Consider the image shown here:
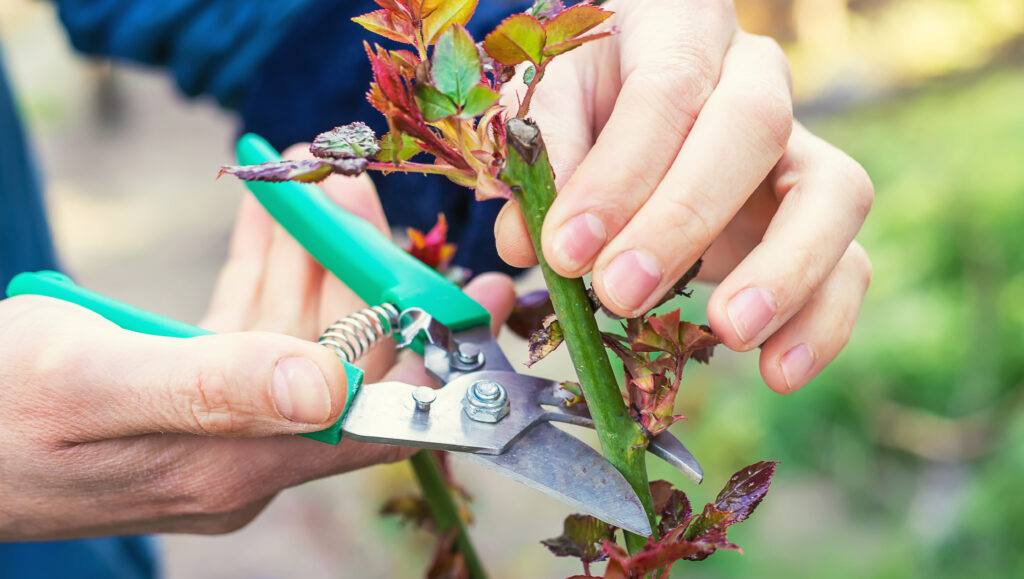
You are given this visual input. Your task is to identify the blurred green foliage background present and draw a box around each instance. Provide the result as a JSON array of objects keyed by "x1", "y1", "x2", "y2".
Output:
[{"x1": 663, "y1": 49, "x2": 1024, "y2": 579}]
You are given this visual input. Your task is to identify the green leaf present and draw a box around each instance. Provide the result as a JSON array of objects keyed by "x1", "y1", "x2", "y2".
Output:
[
  {"x1": 421, "y1": 0, "x2": 478, "y2": 45},
  {"x1": 432, "y1": 24, "x2": 481, "y2": 106},
  {"x1": 414, "y1": 84, "x2": 459, "y2": 121},
  {"x1": 523, "y1": 64, "x2": 536, "y2": 85},
  {"x1": 482, "y1": 14, "x2": 546, "y2": 66},
  {"x1": 540, "y1": 514, "x2": 615, "y2": 564},
  {"x1": 460, "y1": 85, "x2": 499, "y2": 118},
  {"x1": 310, "y1": 122, "x2": 381, "y2": 159},
  {"x1": 376, "y1": 131, "x2": 423, "y2": 162},
  {"x1": 543, "y1": 4, "x2": 611, "y2": 47}
]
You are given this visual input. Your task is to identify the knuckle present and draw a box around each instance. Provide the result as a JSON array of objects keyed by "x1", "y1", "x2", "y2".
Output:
[
  {"x1": 664, "y1": 194, "x2": 713, "y2": 251},
  {"x1": 629, "y1": 51, "x2": 717, "y2": 128},
  {"x1": 732, "y1": 78, "x2": 793, "y2": 155},
  {"x1": 176, "y1": 368, "x2": 238, "y2": 435}
]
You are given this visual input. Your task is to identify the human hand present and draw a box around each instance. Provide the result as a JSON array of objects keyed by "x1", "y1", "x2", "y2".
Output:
[
  {"x1": 494, "y1": 0, "x2": 872, "y2": 393},
  {"x1": 0, "y1": 155, "x2": 515, "y2": 540}
]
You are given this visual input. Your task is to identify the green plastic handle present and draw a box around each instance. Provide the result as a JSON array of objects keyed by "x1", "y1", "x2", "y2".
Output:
[
  {"x1": 5, "y1": 271, "x2": 360, "y2": 445},
  {"x1": 235, "y1": 133, "x2": 490, "y2": 333}
]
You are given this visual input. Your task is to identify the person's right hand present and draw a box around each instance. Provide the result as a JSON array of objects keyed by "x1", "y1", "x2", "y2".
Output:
[{"x1": 0, "y1": 159, "x2": 515, "y2": 541}]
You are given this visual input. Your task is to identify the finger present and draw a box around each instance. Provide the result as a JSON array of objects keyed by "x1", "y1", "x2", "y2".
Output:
[
  {"x1": 707, "y1": 123, "x2": 874, "y2": 350},
  {"x1": 757, "y1": 243, "x2": 872, "y2": 393},
  {"x1": 58, "y1": 323, "x2": 351, "y2": 440},
  {"x1": 200, "y1": 195, "x2": 275, "y2": 332},
  {"x1": 540, "y1": 0, "x2": 736, "y2": 276},
  {"x1": 591, "y1": 33, "x2": 794, "y2": 317},
  {"x1": 251, "y1": 144, "x2": 330, "y2": 338},
  {"x1": 495, "y1": 49, "x2": 596, "y2": 267},
  {"x1": 494, "y1": 202, "x2": 539, "y2": 268}
]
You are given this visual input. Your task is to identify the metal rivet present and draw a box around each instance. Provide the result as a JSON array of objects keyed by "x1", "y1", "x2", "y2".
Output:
[{"x1": 411, "y1": 386, "x2": 437, "y2": 412}]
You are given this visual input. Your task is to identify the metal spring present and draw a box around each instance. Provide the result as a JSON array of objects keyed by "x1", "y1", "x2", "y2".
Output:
[{"x1": 318, "y1": 303, "x2": 400, "y2": 363}]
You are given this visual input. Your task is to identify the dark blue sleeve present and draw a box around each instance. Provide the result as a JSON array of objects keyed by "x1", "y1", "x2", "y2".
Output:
[
  {"x1": 54, "y1": 0, "x2": 317, "y2": 107},
  {"x1": 0, "y1": 43, "x2": 59, "y2": 289},
  {"x1": 240, "y1": 0, "x2": 531, "y2": 277}
]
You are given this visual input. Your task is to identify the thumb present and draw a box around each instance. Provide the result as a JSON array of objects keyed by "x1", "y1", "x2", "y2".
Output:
[{"x1": 67, "y1": 328, "x2": 349, "y2": 441}]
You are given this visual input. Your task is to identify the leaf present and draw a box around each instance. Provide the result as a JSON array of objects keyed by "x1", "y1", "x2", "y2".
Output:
[
  {"x1": 543, "y1": 29, "x2": 617, "y2": 59},
  {"x1": 685, "y1": 461, "x2": 779, "y2": 541},
  {"x1": 650, "y1": 479, "x2": 693, "y2": 537},
  {"x1": 432, "y1": 24, "x2": 481, "y2": 106},
  {"x1": 310, "y1": 122, "x2": 380, "y2": 159},
  {"x1": 527, "y1": 313, "x2": 564, "y2": 367},
  {"x1": 543, "y1": 4, "x2": 611, "y2": 48},
  {"x1": 352, "y1": 9, "x2": 416, "y2": 44},
  {"x1": 380, "y1": 494, "x2": 434, "y2": 529},
  {"x1": 376, "y1": 131, "x2": 423, "y2": 163},
  {"x1": 324, "y1": 157, "x2": 370, "y2": 176},
  {"x1": 523, "y1": 65, "x2": 536, "y2": 85},
  {"x1": 218, "y1": 160, "x2": 335, "y2": 183},
  {"x1": 540, "y1": 514, "x2": 615, "y2": 564},
  {"x1": 506, "y1": 289, "x2": 554, "y2": 339},
  {"x1": 460, "y1": 85, "x2": 500, "y2": 118},
  {"x1": 474, "y1": 170, "x2": 513, "y2": 201},
  {"x1": 406, "y1": 213, "x2": 457, "y2": 271},
  {"x1": 414, "y1": 84, "x2": 459, "y2": 121},
  {"x1": 421, "y1": 0, "x2": 478, "y2": 45},
  {"x1": 482, "y1": 14, "x2": 546, "y2": 66}
]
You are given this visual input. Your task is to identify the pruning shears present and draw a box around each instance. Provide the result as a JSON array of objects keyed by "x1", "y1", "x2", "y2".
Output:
[{"x1": 6, "y1": 134, "x2": 703, "y2": 537}]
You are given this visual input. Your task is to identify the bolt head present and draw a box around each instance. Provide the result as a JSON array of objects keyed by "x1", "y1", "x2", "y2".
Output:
[{"x1": 463, "y1": 380, "x2": 509, "y2": 422}]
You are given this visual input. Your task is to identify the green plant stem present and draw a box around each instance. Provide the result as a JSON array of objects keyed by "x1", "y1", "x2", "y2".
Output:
[
  {"x1": 409, "y1": 450, "x2": 487, "y2": 578},
  {"x1": 502, "y1": 119, "x2": 655, "y2": 553}
]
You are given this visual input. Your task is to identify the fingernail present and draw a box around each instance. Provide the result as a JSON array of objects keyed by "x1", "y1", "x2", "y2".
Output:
[
  {"x1": 552, "y1": 213, "x2": 606, "y2": 272},
  {"x1": 726, "y1": 288, "x2": 775, "y2": 344},
  {"x1": 272, "y1": 357, "x2": 332, "y2": 424},
  {"x1": 780, "y1": 344, "x2": 815, "y2": 391},
  {"x1": 603, "y1": 250, "x2": 662, "y2": 313}
]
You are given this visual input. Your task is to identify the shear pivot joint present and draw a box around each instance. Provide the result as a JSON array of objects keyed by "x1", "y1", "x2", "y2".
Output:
[{"x1": 463, "y1": 380, "x2": 509, "y2": 423}]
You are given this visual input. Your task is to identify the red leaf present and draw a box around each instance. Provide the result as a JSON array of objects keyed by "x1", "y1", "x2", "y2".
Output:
[
  {"x1": 540, "y1": 514, "x2": 616, "y2": 564},
  {"x1": 543, "y1": 4, "x2": 611, "y2": 47},
  {"x1": 474, "y1": 170, "x2": 513, "y2": 201},
  {"x1": 406, "y1": 213, "x2": 457, "y2": 271},
  {"x1": 505, "y1": 289, "x2": 553, "y2": 339},
  {"x1": 352, "y1": 9, "x2": 416, "y2": 44},
  {"x1": 482, "y1": 14, "x2": 546, "y2": 65}
]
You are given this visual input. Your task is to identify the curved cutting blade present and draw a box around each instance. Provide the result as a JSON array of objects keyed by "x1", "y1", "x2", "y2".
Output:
[
  {"x1": 649, "y1": 431, "x2": 703, "y2": 484},
  {"x1": 455, "y1": 422, "x2": 653, "y2": 537}
]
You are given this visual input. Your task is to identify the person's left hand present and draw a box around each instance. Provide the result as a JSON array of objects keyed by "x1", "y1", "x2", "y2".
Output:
[{"x1": 493, "y1": 0, "x2": 872, "y2": 394}]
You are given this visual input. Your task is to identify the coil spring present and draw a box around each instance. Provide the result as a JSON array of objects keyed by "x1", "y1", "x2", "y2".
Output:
[{"x1": 318, "y1": 303, "x2": 400, "y2": 363}]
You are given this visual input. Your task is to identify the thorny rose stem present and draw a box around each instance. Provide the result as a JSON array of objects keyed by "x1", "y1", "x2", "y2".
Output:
[
  {"x1": 502, "y1": 118, "x2": 656, "y2": 553},
  {"x1": 409, "y1": 451, "x2": 485, "y2": 578}
]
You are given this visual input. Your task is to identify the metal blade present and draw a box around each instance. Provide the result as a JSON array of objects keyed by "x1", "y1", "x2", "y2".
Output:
[
  {"x1": 455, "y1": 422, "x2": 653, "y2": 536},
  {"x1": 648, "y1": 431, "x2": 703, "y2": 484}
]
